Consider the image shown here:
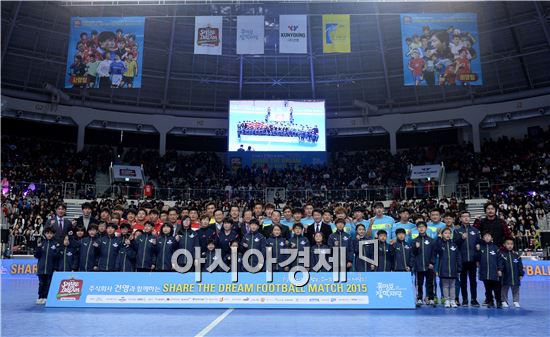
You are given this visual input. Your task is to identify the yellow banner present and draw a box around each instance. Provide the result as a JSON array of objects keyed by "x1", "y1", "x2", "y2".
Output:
[{"x1": 322, "y1": 14, "x2": 351, "y2": 53}]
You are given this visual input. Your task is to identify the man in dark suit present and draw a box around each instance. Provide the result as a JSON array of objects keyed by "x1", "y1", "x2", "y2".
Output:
[
  {"x1": 76, "y1": 202, "x2": 98, "y2": 231},
  {"x1": 262, "y1": 210, "x2": 290, "y2": 240},
  {"x1": 305, "y1": 209, "x2": 333, "y2": 245},
  {"x1": 46, "y1": 202, "x2": 72, "y2": 242}
]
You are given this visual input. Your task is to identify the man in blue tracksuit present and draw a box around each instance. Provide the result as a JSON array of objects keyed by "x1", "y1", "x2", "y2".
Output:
[
  {"x1": 156, "y1": 223, "x2": 178, "y2": 271},
  {"x1": 453, "y1": 210, "x2": 481, "y2": 307},
  {"x1": 240, "y1": 219, "x2": 266, "y2": 270},
  {"x1": 132, "y1": 221, "x2": 157, "y2": 272},
  {"x1": 34, "y1": 227, "x2": 58, "y2": 304},
  {"x1": 500, "y1": 238, "x2": 524, "y2": 308},
  {"x1": 393, "y1": 228, "x2": 413, "y2": 272},
  {"x1": 97, "y1": 223, "x2": 122, "y2": 271},
  {"x1": 76, "y1": 224, "x2": 100, "y2": 271},
  {"x1": 328, "y1": 218, "x2": 353, "y2": 270},
  {"x1": 477, "y1": 231, "x2": 503, "y2": 308},
  {"x1": 369, "y1": 230, "x2": 394, "y2": 272},
  {"x1": 412, "y1": 221, "x2": 436, "y2": 306},
  {"x1": 435, "y1": 227, "x2": 462, "y2": 307},
  {"x1": 116, "y1": 226, "x2": 136, "y2": 272}
]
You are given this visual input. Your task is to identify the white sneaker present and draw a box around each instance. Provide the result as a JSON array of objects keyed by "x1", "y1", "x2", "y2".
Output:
[
  {"x1": 416, "y1": 299, "x2": 423, "y2": 306},
  {"x1": 36, "y1": 299, "x2": 42, "y2": 305},
  {"x1": 513, "y1": 302, "x2": 520, "y2": 308},
  {"x1": 444, "y1": 300, "x2": 450, "y2": 308},
  {"x1": 42, "y1": 299, "x2": 47, "y2": 305},
  {"x1": 450, "y1": 301, "x2": 458, "y2": 308},
  {"x1": 501, "y1": 302, "x2": 509, "y2": 308}
]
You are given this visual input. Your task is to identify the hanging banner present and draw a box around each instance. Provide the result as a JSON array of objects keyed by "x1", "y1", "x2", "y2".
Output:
[
  {"x1": 279, "y1": 15, "x2": 308, "y2": 54},
  {"x1": 194, "y1": 16, "x2": 223, "y2": 55},
  {"x1": 322, "y1": 14, "x2": 351, "y2": 53},
  {"x1": 410, "y1": 165, "x2": 442, "y2": 180},
  {"x1": 237, "y1": 16, "x2": 265, "y2": 55},
  {"x1": 65, "y1": 17, "x2": 145, "y2": 89},
  {"x1": 46, "y1": 272, "x2": 416, "y2": 309},
  {"x1": 400, "y1": 13, "x2": 483, "y2": 86}
]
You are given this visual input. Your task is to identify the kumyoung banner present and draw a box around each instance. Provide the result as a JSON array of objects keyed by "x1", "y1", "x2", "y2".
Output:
[
  {"x1": 237, "y1": 16, "x2": 265, "y2": 55},
  {"x1": 279, "y1": 15, "x2": 307, "y2": 54},
  {"x1": 47, "y1": 272, "x2": 416, "y2": 309},
  {"x1": 400, "y1": 13, "x2": 482, "y2": 86},
  {"x1": 194, "y1": 16, "x2": 223, "y2": 55},
  {"x1": 322, "y1": 14, "x2": 350, "y2": 53},
  {"x1": 65, "y1": 17, "x2": 145, "y2": 89}
]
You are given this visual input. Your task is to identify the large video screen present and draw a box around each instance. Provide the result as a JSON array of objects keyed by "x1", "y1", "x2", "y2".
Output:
[{"x1": 229, "y1": 100, "x2": 326, "y2": 152}]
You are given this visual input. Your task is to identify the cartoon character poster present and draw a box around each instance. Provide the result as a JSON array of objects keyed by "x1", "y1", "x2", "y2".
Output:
[
  {"x1": 401, "y1": 13, "x2": 482, "y2": 86},
  {"x1": 65, "y1": 17, "x2": 145, "y2": 89}
]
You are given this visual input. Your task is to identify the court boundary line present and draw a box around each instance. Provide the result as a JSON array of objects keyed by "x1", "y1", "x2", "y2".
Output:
[{"x1": 194, "y1": 308, "x2": 234, "y2": 337}]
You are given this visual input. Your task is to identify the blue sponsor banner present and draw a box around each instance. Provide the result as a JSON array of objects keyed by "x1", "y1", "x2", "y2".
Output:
[
  {"x1": 228, "y1": 151, "x2": 327, "y2": 170},
  {"x1": 1, "y1": 258, "x2": 38, "y2": 278},
  {"x1": 400, "y1": 13, "x2": 482, "y2": 86},
  {"x1": 47, "y1": 272, "x2": 415, "y2": 309},
  {"x1": 65, "y1": 17, "x2": 145, "y2": 88},
  {"x1": 522, "y1": 260, "x2": 550, "y2": 281}
]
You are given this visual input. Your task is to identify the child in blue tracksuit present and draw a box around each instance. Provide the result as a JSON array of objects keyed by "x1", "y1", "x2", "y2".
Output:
[
  {"x1": 34, "y1": 227, "x2": 58, "y2": 304},
  {"x1": 224, "y1": 240, "x2": 244, "y2": 272},
  {"x1": 156, "y1": 223, "x2": 178, "y2": 271},
  {"x1": 266, "y1": 224, "x2": 288, "y2": 272},
  {"x1": 369, "y1": 230, "x2": 394, "y2": 272},
  {"x1": 435, "y1": 227, "x2": 462, "y2": 308},
  {"x1": 477, "y1": 231, "x2": 503, "y2": 308},
  {"x1": 310, "y1": 232, "x2": 330, "y2": 272},
  {"x1": 500, "y1": 238, "x2": 524, "y2": 308},
  {"x1": 197, "y1": 215, "x2": 216, "y2": 253},
  {"x1": 97, "y1": 223, "x2": 122, "y2": 271},
  {"x1": 218, "y1": 218, "x2": 239, "y2": 257},
  {"x1": 76, "y1": 224, "x2": 100, "y2": 271},
  {"x1": 393, "y1": 228, "x2": 413, "y2": 272},
  {"x1": 56, "y1": 235, "x2": 77, "y2": 272},
  {"x1": 116, "y1": 224, "x2": 136, "y2": 272},
  {"x1": 241, "y1": 219, "x2": 266, "y2": 271},
  {"x1": 288, "y1": 222, "x2": 309, "y2": 268},
  {"x1": 353, "y1": 224, "x2": 370, "y2": 272},
  {"x1": 202, "y1": 239, "x2": 220, "y2": 272},
  {"x1": 133, "y1": 221, "x2": 157, "y2": 272},
  {"x1": 453, "y1": 210, "x2": 481, "y2": 307},
  {"x1": 412, "y1": 221, "x2": 436, "y2": 306},
  {"x1": 328, "y1": 218, "x2": 353, "y2": 270}
]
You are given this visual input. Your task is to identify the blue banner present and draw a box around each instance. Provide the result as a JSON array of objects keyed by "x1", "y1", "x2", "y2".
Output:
[
  {"x1": 65, "y1": 17, "x2": 145, "y2": 89},
  {"x1": 522, "y1": 260, "x2": 550, "y2": 281},
  {"x1": 1, "y1": 258, "x2": 37, "y2": 278},
  {"x1": 400, "y1": 13, "x2": 482, "y2": 86},
  {"x1": 46, "y1": 272, "x2": 415, "y2": 309},
  {"x1": 228, "y1": 151, "x2": 327, "y2": 170}
]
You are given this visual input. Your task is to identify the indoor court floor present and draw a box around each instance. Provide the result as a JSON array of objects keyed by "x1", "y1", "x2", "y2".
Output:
[{"x1": 1, "y1": 277, "x2": 549, "y2": 337}]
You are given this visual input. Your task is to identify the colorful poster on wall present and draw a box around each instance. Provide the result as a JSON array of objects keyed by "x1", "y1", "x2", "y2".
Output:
[
  {"x1": 400, "y1": 13, "x2": 482, "y2": 86},
  {"x1": 322, "y1": 14, "x2": 350, "y2": 53},
  {"x1": 194, "y1": 16, "x2": 223, "y2": 55},
  {"x1": 65, "y1": 17, "x2": 145, "y2": 89}
]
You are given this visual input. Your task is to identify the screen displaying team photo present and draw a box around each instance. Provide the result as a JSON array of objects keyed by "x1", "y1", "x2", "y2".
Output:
[{"x1": 229, "y1": 100, "x2": 326, "y2": 152}]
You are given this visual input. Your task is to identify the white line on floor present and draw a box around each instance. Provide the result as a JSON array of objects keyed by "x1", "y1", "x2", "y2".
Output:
[{"x1": 194, "y1": 308, "x2": 234, "y2": 337}]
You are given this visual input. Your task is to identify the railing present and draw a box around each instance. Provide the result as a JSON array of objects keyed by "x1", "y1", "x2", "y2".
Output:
[{"x1": 3, "y1": 180, "x2": 546, "y2": 203}]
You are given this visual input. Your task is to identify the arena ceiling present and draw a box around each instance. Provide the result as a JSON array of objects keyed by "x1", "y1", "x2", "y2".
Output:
[{"x1": 2, "y1": 1, "x2": 550, "y2": 119}]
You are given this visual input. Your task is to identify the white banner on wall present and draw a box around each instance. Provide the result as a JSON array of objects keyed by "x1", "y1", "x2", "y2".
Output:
[
  {"x1": 279, "y1": 15, "x2": 308, "y2": 54},
  {"x1": 194, "y1": 16, "x2": 223, "y2": 55},
  {"x1": 410, "y1": 165, "x2": 441, "y2": 180},
  {"x1": 236, "y1": 16, "x2": 265, "y2": 55}
]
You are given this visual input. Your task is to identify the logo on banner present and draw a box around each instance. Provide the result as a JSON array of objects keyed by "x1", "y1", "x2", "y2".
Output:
[
  {"x1": 197, "y1": 25, "x2": 220, "y2": 46},
  {"x1": 57, "y1": 278, "x2": 83, "y2": 301},
  {"x1": 240, "y1": 29, "x2": 259, "y2": 41},
  {"x1": 376, "y1": 282, "x2": 404, "y2": 299}
]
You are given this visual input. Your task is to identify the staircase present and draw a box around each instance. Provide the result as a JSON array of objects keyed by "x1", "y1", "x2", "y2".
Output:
[
  {"x1": 95, "y1": 171, "x2": 111, "y2": 198},
  {"x1": 441, "y1": 170, "x2": 459, "y2": 198},
  {"x1": 466, "y1": 199, "x2": 488, "y2": 221}
]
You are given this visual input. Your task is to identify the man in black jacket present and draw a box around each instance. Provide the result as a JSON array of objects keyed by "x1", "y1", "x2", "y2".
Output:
[
  {"x1": 305, "y1": 209, "x2": 333, "y2": 245},
  {"x1": 76, "y1": 202, "x2": 98, "y2": 231}
]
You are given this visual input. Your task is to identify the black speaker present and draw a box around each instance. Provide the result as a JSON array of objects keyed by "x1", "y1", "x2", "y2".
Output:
[{"x1": 540, "y1": 231, "x2": 550, "y2": 248}]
